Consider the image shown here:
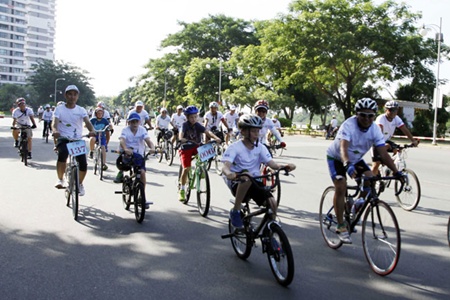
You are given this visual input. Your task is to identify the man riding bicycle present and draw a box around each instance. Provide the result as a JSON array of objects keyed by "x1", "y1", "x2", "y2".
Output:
[
  {"x1": 155, "y1": 107, "x2": 171, "y2": 144},
  {"x1": 253, "y1": 100, "x2": 286, "y2": 152},
  {"x1": 41, "y1": 104, "x2": 53, "y2": 138},
  {"x1": 203, "y1": 101, "x2": 229, "y2": 143},
  {"x1": 11, "y1": 98, "x2": 37, "y2": 159}
]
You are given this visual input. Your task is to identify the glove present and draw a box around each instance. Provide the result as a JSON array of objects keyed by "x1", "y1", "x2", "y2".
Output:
[
  {"x1": 110, "y1": 129, "x2": 114, "y2": 135},
  {"x1": 280, "y1": 142, "x2": 286, "y2": 148},
  {"x1": 31, "y1": 124, "x2": 37, "y2": 129},
  {"x1": 345, "y1": 162, "x2": 356, "y2": 177},
  {"x1": 393, "y1": 171, "x2": 405, "y2": 184}
]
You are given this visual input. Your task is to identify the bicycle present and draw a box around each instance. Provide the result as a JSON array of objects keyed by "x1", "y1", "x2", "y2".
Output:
[
  {"x1": 261, "y1": 164, "x2": 282, "y2": 205},
  {"x1": 319, "y1": 175, "x2": 405, "y2": 276},
  {"x1": 62, "y1": 136, "x2": 88, "y2": 221},
  {"x1": 375, "y1": 143, "x2": 420, "y2": 211},
  {"x1": 43, "y1": 121, "x2": 51, "y2": 143},
  {"x1": 156, "y1": 128, "x2": 174, "y2": 166},
  {"x1": 221, "y1": 167, "x2": 295, "y2": 286},
  {"x1": 177, "y1": 141, "x2": 216, "y2": 217},
  {"x1": 206, "y1": 129, "x2": 225, "y2": 175},
  {"x1": 92, "y1": 126, "x2": 110, "y2": 180},
  {"x1": 266, "y1": 136, "x2": 284, "y2": 157},
  {"x1": 11, "y1": 125, "x2": 31, "y2": 166},
  {"x1": 114, "y1": 150, "x2": 154, "y2": 223}
]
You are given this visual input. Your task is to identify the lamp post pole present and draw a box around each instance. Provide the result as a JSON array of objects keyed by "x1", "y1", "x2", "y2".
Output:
[
  {"x1": 218, "y1": 60, "x2": 223, "y2": 107},
  {"x1": 54, "y1": 78, "x2": 65, "y2": 104},
  {"x1": 432, "y1": 17, "x2": 443, "y2": 145}
]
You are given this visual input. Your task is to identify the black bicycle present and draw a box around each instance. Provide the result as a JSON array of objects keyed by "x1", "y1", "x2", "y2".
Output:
[
  {"x1": 320, "y1": 175, "x2": 405, "y2": 276},
  {"x1": 156, "y1": 128, "x2": 174, "y2": 166},
  {"x1": 92, "y1": 126, "x2": 110, "y2": 180},
  {"x1": 221, "y1": 167, "x2": 295, "y2": 286},
  {"x1": 43, "y1": 121, "x2": 52, "y2": 143},
  {"x1": 11, "y1": 125, "x2": 31, "y2": 166},
  {"x1": 115, "y1": 151, "x2": 154, "y2": 223}
]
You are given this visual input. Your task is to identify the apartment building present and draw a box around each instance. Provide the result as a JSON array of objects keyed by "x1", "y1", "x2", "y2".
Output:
[{"x1": 0, "y1": 0, "x2": 55, "y2": 85}]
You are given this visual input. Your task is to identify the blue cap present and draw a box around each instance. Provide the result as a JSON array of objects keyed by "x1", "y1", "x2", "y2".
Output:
[{"x1": 127, "y1": 112, "x2": 141, "y2": 121}]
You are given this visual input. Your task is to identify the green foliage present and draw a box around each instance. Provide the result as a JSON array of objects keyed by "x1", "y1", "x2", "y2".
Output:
[
  {"x1": 0, "y1": 84, "x2": 34, "y2": 111},
  {"x1": 411, "y1": 112, "x2": 432, "y2": 137},
  {"x1": 278, "y1": 117, "x2": 291, "y2": 127}
]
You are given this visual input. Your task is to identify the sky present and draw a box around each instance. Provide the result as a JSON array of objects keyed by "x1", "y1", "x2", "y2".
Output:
[{"x1": 54, "y1": 0, "x2": 450, "y2": 97}]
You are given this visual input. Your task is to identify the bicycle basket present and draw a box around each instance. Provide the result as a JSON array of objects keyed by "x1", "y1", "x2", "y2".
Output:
[
  {"x1": 164, "y1": 130, "x2": 173, "y2": 140},
  {"x1": 116, "y1": 154, "x2": 132, "y2": 171}
]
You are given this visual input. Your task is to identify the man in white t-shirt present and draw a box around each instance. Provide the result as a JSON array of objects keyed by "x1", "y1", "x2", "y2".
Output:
[
  {"x1": 52, "y1": 85, "x2": 95, "y2": 196},
  {"x1": 41, "y1": 104, "x2": 53, "y2": 138},
  {"x1": 11, "y1": 98, "x2": 37, "y2": 157},
  {"x1": 203, "y1": 101, "x2": 229, "y2": 142},
  {"x1": 371, "y1": 101, "x2": 419, "y2": 175},
  {"x1": 127, "y1": 100, "x2": 153, "y2": 129},
  {"x1": 223, "y1": 105, "x2": 239, "y2": 145},
  {"x1": 170, "y1": 105, "x2": 187, "y2": 144},
  {"x1": 155, "y1": 107, "x2": 171, "y2": 144}
]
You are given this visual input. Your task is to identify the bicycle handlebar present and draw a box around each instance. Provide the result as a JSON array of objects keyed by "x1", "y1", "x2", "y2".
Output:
[
  {"x1": 11, "y1": 125, "x2": 31, "y2": 130},
  {"x1": 234, "y1": 166, "x2": 291, "y2": 191},
  {"x1": 359, "y1": 174, "x2": 406, "y2": 197}
]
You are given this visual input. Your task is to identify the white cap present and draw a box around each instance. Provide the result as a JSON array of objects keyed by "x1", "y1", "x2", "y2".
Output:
[
  {"x1": 230, "y1": 105, "x2": 236, "y2": 110},
  {"x1": 135, "y1": 100, "x2": 144, "y2": 107},
  {"x1": 176, "y1": 105, "x2": 183, "y2": 110},
  {"x1": 65, "y1": 85, "x2": 79, "y2": 94},
  {"x1": 160, "y1": 107, "x2": 167, "y2": 113}
]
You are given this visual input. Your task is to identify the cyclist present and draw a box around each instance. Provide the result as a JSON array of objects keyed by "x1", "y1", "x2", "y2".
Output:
[
  {"x1": 326, "y1": 98, "x2": 403, "y2": 244},
  {"x1": 89, "y1": 107, "x2": 109, "y2": 170},
  {"x1": 222, "y1": 114, "x2": 296, "y2": 228},
  {"x1": 52, "y1": 85, "x2": 95, "y2": 196},
  {"x1": 371, "y1": 100, "x2": 419, "y2": 175},
  {"x1": 223, "y1": 105, "x2": 239, "y2": 145},
  {"x1": 253, "y1": 100, "x2": 285, "y2": 150},
  {"x1": 116, "y1": 113, "x2": 155, "y2": 206},
  {"x1": 37, "y1": 105, "x2": 44, "y2": 121},
  {"x1": 170, "y1": 105, "x2": 187, "y2": 144},
  {"x1": 326, "y1": 115, "x2": 339, "y2": 139},
  {"x1": 97, "y1": 101, "x2": 114, "y2": 149},
  {"x1": 267, "y1": 114, "x2": 284, "y2": 143},
  {"x1": 178, "y1": 105, "x2": 222, "y2": 201},
  {"x1": 41, "y1": 104, "x2": 53, "y2": 138},
  {"x1": 203, "y1": 101, "x2": 229, "y2": 143},
  {"x1": 11, "y1": 98, "x2": 37, "y2": 158},
  {"x1": 155, "y1": 107, "x2": 171, "y2": 144},
  {"x1": 127, "y1": 100, "x2": 153, "y2": 129}
]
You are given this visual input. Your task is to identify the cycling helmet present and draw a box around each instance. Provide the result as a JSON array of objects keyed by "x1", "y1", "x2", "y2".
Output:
[
  {"x1": 127, "y1": 112, "x2": 141, "y2": 121},
  {"x1": 45, "y1": 104, "x2": 51, "y2": 108},
  {"x1": 385, "y1": 100, "x2": 399, "y2": 109},
  {"x1": 184, "y1": 105, "x2": 198, "y2": 116},
  {"x1": 355, "y1": 98, "x2": 378, "y2": 112},
  {"x1": 238, "y1": 114, "x2": 263, "y2": 129},
  {"x1": 97, "y1": 101, "x2": 105, "y2": 108},
  {"x1": 254, "y1": 100, "x2": 269, "y2": 111},
  {"x1": 209, "y1": 101, "x2": 219, "y2": 108},
  {"x1": 16, "y1": 98, "x2": 26, "y2": 105}
]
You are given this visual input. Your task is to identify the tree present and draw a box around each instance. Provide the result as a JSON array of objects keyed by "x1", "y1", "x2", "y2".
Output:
[
  {"x1": 28, "y1": 60, "x2": 96, "y2": 107},
  {"x1": 0, "y1": 84, "x2": 35, "y2": 112}
]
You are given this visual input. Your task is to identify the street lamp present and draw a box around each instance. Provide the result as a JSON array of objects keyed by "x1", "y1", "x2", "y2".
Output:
[
  {"x1": 54, "y1": 77, "x2": 65, "y2": 104},
  {"x1": 421, "y1": 17, "x2": 443, "y2": 145}
]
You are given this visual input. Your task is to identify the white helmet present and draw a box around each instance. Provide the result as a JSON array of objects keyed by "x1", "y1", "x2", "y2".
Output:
[
  {"x1": 355, "y1": 98, "x2": 378, "y2": 112},
  {"x1": 209, "y1": 101, "x2": 219, "y2": 108},
  {"x1": 238, "y1": 114, "x2": 263, "y2": 129}
]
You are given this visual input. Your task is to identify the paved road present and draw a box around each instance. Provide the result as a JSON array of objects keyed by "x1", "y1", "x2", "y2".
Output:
[{"x1": 0, "y1": 117, "x2": 448, "y2": 299}]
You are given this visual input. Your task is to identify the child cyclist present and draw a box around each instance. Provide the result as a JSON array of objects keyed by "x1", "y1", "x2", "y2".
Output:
[
  {"x1": 178, "y1": 105, "x2": 222, "y2": 201},
  {"x1": 222, "y1": 114, "x2": 296, "y2": 228},
  {"x1": 89, "y1": 107, "x2": 109, "y2": 170},
  {"x1": 116, "y1": 113, "x2": 156, "y2": 203}
]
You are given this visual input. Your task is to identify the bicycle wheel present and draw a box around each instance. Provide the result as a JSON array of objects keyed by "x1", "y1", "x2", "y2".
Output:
[
  {"x1": 71, "y1": 166, "x2": 79, "y2": 220},
  {"x1": 228, "y1": 219, "x2": 252, "y2": 259},
  {"x1": 133, "y1": 182, "x2": 146, "y2": 223},
  {"x1": 214, "y1": 144, "x2": 223, "y2": 175},
  {"x1": 122, "y1": 175, "x2": 131, "y2": 210},
  {"x1": 99, "y1": 148, "x2": 104, "y2": 180},
  {"x1": 447, "y1": 216, "x2": 450, "y2": 247},
  {"x1": 93, "y1": 149, "x2": 98, "y2": 175},
  {"x1": 196, "y1": 167, "x2": 210, "y2": 217},
  {"x1": 65, "y1": 166, "x2": 72, "y2": 207},
  {"x1": 185, "y1": 167, "x2": 193, "y2": 204},
  {"x1": 362, "y1": 200, "x2": 400, "y2": 276},
  {"x1": 165, "y1": 141, "x2": 174, "y2": 166},
  {"x1": 319, "y1": 186, "x2": 343, "y2": 249},
  {"x1": 45, "y1": 126, "x2": 49, "y2": 143},
  {"x1": 394, "y1": 168, "x2": 421, "y2": 211},
  {"x1": 265, "y1": 223, "x2": 295, "y2": 286},
  {"x1": 158, "y1": 142, "x2": 164, "y2": 163},
  {"x1": 21, "y1": 140, "x2": 28, "y2": 166}
]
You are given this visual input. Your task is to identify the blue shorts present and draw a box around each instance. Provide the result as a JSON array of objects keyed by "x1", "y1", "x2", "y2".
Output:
[{"x1": 122, "y1": 152, "x2": 146, "y2": 171}]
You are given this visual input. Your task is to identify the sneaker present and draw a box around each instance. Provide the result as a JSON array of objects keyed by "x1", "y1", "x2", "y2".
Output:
[
  {"x1": 113, "y1": 171, "x2": 123, "y2": 183},
  {"x1": 229, "y1": 209, "x2": 243, "y2": 229},
  {"x1": 179, "y1": 189, "x2": 186, "y2": 202},
  {"x1": 144, "y1": 201, "x2": 153, "y2": 209},
  {"x1": 102, "y1": 164, "x2": 108, "y2": 171},
  {"x1": 89, "y1": 151, "x2": 93, "y2": 159},
  {"x1": 14, "y1": 140, "x2": 19, "y2": 148},
  {"x1": 79, "y1": 184, "x2": 85, "y2": 196},
  {"x1": 27, "y1": 152, "x2": 32, "y2": 159},
  {"x1": 336, "y1": 223, "x2": 352, "y2": 244},
  {"x1": 55, "y1": 179, "x2": 65, "y2": 189}
]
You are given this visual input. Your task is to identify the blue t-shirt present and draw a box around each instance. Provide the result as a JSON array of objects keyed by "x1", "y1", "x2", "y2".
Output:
[
  {"x1": 90, "y1": 117, "x2": 109, "y2": 138},
  {"x1": 181, "y1": 121, "x2": 205, "y2": 150}
]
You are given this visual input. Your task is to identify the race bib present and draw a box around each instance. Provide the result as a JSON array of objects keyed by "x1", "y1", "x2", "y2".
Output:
[
  {"x1": 197, "y1": 143, "x2": 216, "y2": 162},
  {"x1": 66, "y1": 140, "x2": 87, "y2": 157}
]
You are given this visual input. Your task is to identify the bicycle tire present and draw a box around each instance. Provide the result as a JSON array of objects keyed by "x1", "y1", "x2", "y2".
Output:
[
  {"x1": 122, "y1": 175, "x2": 131, "y2": 210},
  {"x1": 196, "y1": 167, "x2": 210, "y2": 217},
  {"x1": 266, "y1": 223, "x2": 295, "y2": 286},
  {"x1": 214, "y1": 144, "x2": 223, "y2": 175},
  {"x1": 319, "y1": 186, "x2": 343, "y2": 249},
  {"x1": 71, "y1": 166, "x2": 79, "y2": 220},
  {"x1": 99, "y1": 148, "x2": 104, "y2": 180},
  {"x1": 228, "y1": 219, "x2": 252, "y2": 259},
  {"x1": 447, "y1": 216, "x2": 450, "y2": 247},
  {"x1": 93, "y1": 149, "x2": 98, "y2": 175},
  {"x1": 158, "y1": 142, "x2": 164, "y2": 163},
  {"x1": 362, "y1": 200, "x2": 400, "y2": 276},
  {"x1": 21, "y1": 140, "x2": 28, "y2": 166},
  {"x1": 134, "y1": 182, "x2": 146, "y2": 223},
  {"x1": 65, "y1": 166, "x2": 71, "y2": 207},
  {"x1": 185, "y1": 167, "x2": 192, "y2": 203},
  {"x1": 45, "y1": 126, "x2": 49, "y2": 143},
  {"x1": 394, "y1": 168, "x2": 421, "y2": 211},
  {"x1": 166, "y1": 141, "x2": 174, "y2": 166}
]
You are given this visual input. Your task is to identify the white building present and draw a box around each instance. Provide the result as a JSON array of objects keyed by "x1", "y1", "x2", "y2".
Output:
[{"x1": 0, "y1": 0, "x2": 55, "y2": 85}]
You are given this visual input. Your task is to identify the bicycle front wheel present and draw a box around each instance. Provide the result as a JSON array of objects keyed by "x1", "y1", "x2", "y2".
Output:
[
  {"x1": 134, "y1": 182, "x2": 146, "y2": 223},
  {"x1": 71, "y1": 166, "x2": 79, "y2": 220},
  {"x1": 266, "y1": 223, "x2": 294, "y2": 286},
  {"x1": 394, "y1": 168, "x2": 421, "y2": 211},
  {"x1": 99, "y1": 148, "x2": 104, "y2": 180},
  {"x1": 165, "y1": 141, "x2": 174, "y2": 166},
  {"x1": 214, "y1": 144, "x2": 223, "y2": 175},
  {"x1": 319, "y1": 186, "x2": 343, "y2": 249},
  {"x1": 362, "y1": 200, "x2": 400, "y2": 276},
  {"x1": 158, "y1": 142, "x2": 164, "y2": 163},
  {"x1": 21, "y1": 141, "x2": 28, "y2": 166},
  {"x1": 122, "y1": 176, "x2": 131, "y2": 210},
  {"x1": 196, "y1": 167, "x2": 210, "y2": 217},
  {"x1": 228, "y1": 219, "x2": 252, "y2": 259}
]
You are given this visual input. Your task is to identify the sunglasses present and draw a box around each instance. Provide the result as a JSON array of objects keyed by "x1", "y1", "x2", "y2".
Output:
[
  {"x1": 388, "y1": 108, "x2": 398, "y2": 112},
  {"x1": 357, "y1": 112, "x2": 376, "y2": 119}
]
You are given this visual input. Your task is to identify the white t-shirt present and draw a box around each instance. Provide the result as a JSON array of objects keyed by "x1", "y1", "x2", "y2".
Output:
[
  {"x1": 222, "y1": 140, "x2": 272, "y2": 177},
  {"x1": 171, "y1": 113, "x2": 187, "y2": 129},
  {"x1": 53, "y1": 105, "x2": 88, "y2": 139},
  {"x1": 156, "y1": 114, "x2": 171, "y2": 129},
  {"x1": 272, "y1": 119, "x2": 281, "y2": 129},
  {"x1": 119, "y1": 126, "x2": 149, "y2": 156},
  {"x1": 103, "y1": 109, "x2": 111, "y2": 120},
  {"x1": 375, "y1": 114, "x2": 404, "y2": 141},
  {"x1": 330, "y1": 118, "x2": 338, "y2": 128},
  {"x1": 224, "y1": 111, "x2": 239, "y2": 129},
  {"x1": 259, "y1": 118, "x2": 281, "y2": 144},
  {"x1": 327, "y1": 116, "x2": 385, "y2": 163},
  {"x1": 127, "y1": 109, "x2": 150, "y2": 126},
  {"x1": 204, "y1": 111, "x2": 224, "y2": 130},
  {"x1": 42, "y1": 110, "x2": 53, "y2": 121},
  {"x1": 12, "y1": 107, "x2": 34, "y2": 126}
]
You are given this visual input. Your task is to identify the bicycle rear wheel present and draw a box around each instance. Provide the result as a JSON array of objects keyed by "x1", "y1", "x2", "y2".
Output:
[
  {"x1": 214, "y1": 144, "x2": 224, "y2": 175},
  {"x1": 99, "y1": 148, "x2": 104, "y2": 180},
  {"x1": 319, "y1": 186, "x2": 343, "y2": 249},
  {"x1": 196, "y1": 167, "x2": 210, "y2": 217},
  {"x1": 45, "y1": 126, "x2": 49, "y2": 143},
  {"x1": 158, "y1": 142, "x2": 164, "y2": 163},
  {"x1": 228, "y1": 219, "x2": 252, "y2": 259},
  {"x1": 394, "y1": 168, "x2": 421, "y2": 211},
  {"x1": 362, "y1": 200, "x2": 400, "y2": 276},
  {"x1": 133, "y1": 182, "x2": 146, "y2": 223},
  {"x1": 265, "y1": 223, "x2": 294, "y2": 286},
  {"x1": 71, "y1": 166, "x2": 79, "y2": 220},
  {"x1": 122, "y1": 175, "x2": 131, "y2": 210}
]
